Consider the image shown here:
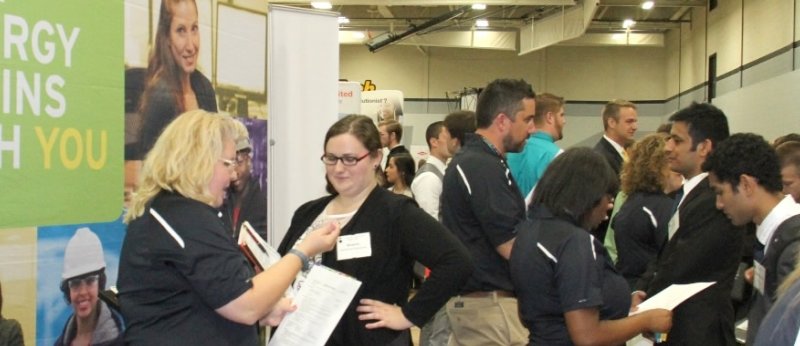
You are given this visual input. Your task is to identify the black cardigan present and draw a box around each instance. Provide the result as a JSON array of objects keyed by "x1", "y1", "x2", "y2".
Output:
[{"x1": 278, "y1": 186, "x2": 472, "y2": 346}]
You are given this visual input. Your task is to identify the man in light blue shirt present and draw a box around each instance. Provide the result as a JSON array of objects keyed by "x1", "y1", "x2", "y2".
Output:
[{"x1": 507, "y1": 93, "x2": 566, "y2": 198}]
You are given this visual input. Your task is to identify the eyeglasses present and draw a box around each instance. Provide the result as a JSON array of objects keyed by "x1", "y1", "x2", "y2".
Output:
[
  {"x1": 67, "y1": 274, "x2": 100, "y2": 289},
  {"x1": 219, "y1": 158, "x2": 238, "y2": 171},
  {"x1": 320, "y1": 152, "x2": 371, "y2": 166}
]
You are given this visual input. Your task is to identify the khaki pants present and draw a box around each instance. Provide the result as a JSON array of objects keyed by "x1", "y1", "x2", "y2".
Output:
[
  {"x1": 420, "y1": 305, "x2": 451, "y2": 346},
  {"x1": 446, "y1": 294, "x2": 528, "y2": 346}
]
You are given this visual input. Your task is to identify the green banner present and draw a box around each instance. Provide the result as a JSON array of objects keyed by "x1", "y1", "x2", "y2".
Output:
[{"x1": 0, "y1": 0, "x2": 123, "y2": 227}]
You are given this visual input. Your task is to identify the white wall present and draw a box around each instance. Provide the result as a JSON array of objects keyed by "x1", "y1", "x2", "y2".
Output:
[
  {"x1": 667, "y1": 0, "x2": 799, "y2": 94},
  {"x1": 742, "y1": 0, "x2": 794, "y2": 65},
  {"x1": 714, "y1": 67, "x2": 800, "y2": 141},
  {"x1": 341, "y1": 44, "x2": 667, "y2": 101}
]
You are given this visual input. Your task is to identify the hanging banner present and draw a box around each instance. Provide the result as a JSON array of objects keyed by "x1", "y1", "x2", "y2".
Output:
[{"x1": 0, "y1": 0, "x2": 124, "y2": 228}]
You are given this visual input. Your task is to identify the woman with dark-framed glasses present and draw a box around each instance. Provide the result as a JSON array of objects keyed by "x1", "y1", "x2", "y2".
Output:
[{"x1": 277, "y1": 114, "x2": 472, "y2": 345}]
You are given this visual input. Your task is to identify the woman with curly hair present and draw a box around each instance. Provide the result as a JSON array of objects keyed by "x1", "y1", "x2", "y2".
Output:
[{"x1": 611, "y1": 133, "x2": 682, "y2": 289}]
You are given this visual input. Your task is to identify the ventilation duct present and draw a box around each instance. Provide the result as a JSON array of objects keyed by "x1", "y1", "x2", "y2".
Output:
[
  {"x1": 365, "y1": 5, "x2": 471, "y2": 52},
  {"x1": 519, "y1": 0, "x2": 598, "y2": 55}
]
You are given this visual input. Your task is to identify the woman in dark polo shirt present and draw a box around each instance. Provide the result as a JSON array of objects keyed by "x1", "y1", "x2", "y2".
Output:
[{"x1": 510, "y1": 147, "x2": 672, "y2": 346}]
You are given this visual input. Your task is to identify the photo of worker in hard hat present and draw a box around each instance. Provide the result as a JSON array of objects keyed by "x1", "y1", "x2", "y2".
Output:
[
  {"x1": 54, "y1": 227, "x2": 124, "y2": 346},
  {"x1": 36, "y1": 216, "x2": 126, "y2": 345}
]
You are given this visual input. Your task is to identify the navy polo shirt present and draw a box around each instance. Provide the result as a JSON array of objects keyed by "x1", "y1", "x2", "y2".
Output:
[{"x1": 441, "y1": 133, "x2": 526, "y2": 293}]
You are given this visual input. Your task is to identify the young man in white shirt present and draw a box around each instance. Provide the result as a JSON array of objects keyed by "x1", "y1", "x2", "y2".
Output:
[
  {"x1": 704, "y1": 133, "x2": 800, "y2": 345},
  {"x1": 412, "y1": 121, "x2": 451, "y2": 220}
]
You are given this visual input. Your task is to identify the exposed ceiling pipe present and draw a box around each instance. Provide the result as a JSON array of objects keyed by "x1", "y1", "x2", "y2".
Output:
[{"x1": 366, "y1": 5, "x2": 471, "y2": 52}]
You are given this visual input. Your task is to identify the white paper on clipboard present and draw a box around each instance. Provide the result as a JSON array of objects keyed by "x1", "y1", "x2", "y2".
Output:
[{"x1": 269, "y1": 265, "x2": 361, "y2": 346}]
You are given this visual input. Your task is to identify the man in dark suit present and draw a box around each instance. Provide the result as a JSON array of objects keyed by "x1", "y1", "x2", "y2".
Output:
[
  {"x1": 594, "y1": 99, "x2": 638, "y2": 240},
  {"x1": 634, "y1": 102, "x2": 743, "y2": 345},
  {"x1": 593, "y1": 99, "x2": 638, "y2": 176}
]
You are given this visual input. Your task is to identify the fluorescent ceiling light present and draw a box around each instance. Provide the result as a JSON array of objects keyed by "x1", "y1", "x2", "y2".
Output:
[
  {"x1": 338, "y1": 16, "x2": 349, "y2": 24},
  {"x1": 311, "y1": 1, "x2": 332, "y2": 9},
  {"x1": 622, "y1": 19, "x2": 636, "y2": 29},
  {"x1": 476, "y1": 19, "x2": 489, "y2": 27},
  {"x1": 472, "y1": 3, "x2": 487, "y2": 10},
  {"x1": 641, "y1": 1, "x2": 654, "y2": 10}
]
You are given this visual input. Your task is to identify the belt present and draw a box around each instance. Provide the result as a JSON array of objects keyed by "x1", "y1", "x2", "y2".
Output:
[{"x1": 462, "y1": 290, "x2": 514, "y2": 298}]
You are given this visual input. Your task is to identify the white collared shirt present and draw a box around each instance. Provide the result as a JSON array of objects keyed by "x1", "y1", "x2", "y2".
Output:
[
  {"x1": 757, "y1": 195, "x2": 800, "y2": 253},
  {"x1": 677, "y1": 172, "x2": 709, "y2": 209},
  {"x1": 411, "y1": 155, "x2": 447, "y2": 220},
  {"x1": 603, "y1": 135, "x2": 626, "y2": 158}
]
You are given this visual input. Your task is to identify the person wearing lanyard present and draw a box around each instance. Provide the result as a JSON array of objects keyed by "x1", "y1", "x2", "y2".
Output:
[
  {"x1": 440, "y1": 78, "x2": 536, "y2": 346},
  {"x1": 704, "y1": 133, "x2": 800, "y2": 345}
]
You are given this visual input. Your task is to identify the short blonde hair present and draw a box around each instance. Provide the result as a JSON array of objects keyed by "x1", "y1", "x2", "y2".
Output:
[
  {"x1": 602, "y1": 99, "x2": 637, "y2": 131},
  {"x1": 125, "y1": 110, "x2": 238, "y2": 222}
]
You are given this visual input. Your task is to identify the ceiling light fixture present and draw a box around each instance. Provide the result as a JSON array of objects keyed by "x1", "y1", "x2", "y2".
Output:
[
  {"x1": 353, "y1": 32, "x2": 365, "y2": 39},
  {"x1": 622, "y1": 19, "x2": 636, "y2": 29},
  {"x1": 338, "y1": 16, "x2": 350, "y2": 24},
  {"x1": 641, "y1": 1, "x2": 654, "y2": 10},
  {"x1": 472, "y1": 4, "x2": 487, "y2": 10},
  {"x1": 476, "y1": 19, "x2": 489, "y2": 27},
  {"x1": 311, "y1": 1, "x2": 332, "y2": 10}
]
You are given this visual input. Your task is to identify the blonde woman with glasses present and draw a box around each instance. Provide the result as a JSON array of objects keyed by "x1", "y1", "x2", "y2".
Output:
[{"x1": 119, "y1": 110, "x2": 339, "y2": 345}]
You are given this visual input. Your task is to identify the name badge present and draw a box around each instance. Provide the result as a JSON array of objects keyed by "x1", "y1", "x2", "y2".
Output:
[
  {"x1": 667, "y1": 211, "x2": 680, "y2": 240},
  {"x1": 753, "y1": 261, "x2": 766, "y2": 295},
  {"x1": 337, "y1": 232, "x2": 372, "y2": 260}
]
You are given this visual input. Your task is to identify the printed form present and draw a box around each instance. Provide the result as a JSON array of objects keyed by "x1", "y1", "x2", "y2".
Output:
[{"x1": 269, "y1": 265, "x2": 362, "y2": 346}]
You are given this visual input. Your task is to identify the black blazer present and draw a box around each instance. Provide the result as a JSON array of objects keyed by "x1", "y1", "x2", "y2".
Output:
[
  {"x1": 277, "y1": 187, "x2": 472, "y2": 346},
  {"x1": 593, "y1": 137, "x2": 624, "y2": 176},
  {"x1": 746, "y1": 214, "x2": 800, "y2": 344},
  {"x1": 637, "y1": 177, "x2": 744, "y2": 345}
]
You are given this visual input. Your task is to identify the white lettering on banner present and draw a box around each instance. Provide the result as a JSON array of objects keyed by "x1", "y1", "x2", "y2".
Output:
[
  {"x1": 0, "y1": 124, "x2": 21, "y2": 169},
  {"x1": 1, "y1": 69, "x2": 66, "y2": 117},
  {"x1": 1, "y1": 14, "x2": 76, "y2": 118},
  {"x1": 3, "y1": 14, "x2": 81, "y2": 67}
]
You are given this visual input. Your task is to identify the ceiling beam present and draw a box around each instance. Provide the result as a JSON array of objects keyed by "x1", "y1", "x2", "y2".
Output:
[
  {"x1": 598, "y1": 0, "x2": 705, "y2": 7},
  {"x1": 595, "y1": 5, "x2": 610, "y2": 20},
  {"x1": 670, "y1": 6, "x2": 691, "y2": 21},
  {"x1": 377, "y1": 5, "x2": 395, "y2": 18},
  {"x1": 267, "y1": 0, "x2": 575, "y2": 5}
]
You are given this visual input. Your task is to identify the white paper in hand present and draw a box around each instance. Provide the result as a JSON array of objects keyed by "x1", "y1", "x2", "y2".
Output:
[
  {"x1": 631, "y1": 282, "x2": 715, "y2": 315},
  {"x1": 269, "y1": 266, "x2": 361, "y2": 346}
]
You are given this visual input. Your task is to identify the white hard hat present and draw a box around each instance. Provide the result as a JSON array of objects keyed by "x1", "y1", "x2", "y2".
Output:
[{"x1": 62, "y1": 227, "x2": 106, "y2": 280}]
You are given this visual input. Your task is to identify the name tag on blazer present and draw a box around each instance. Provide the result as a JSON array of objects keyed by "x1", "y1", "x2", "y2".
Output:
[
  {"x1": 753, "y1": 261, "x2": 766, "y2": 295},
  {"x1": 668, "y1": 210, "x2": 680, "y2": 240},
  {"x1": 337, "y1": 232, "x2": 372, "y2": 260}
]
